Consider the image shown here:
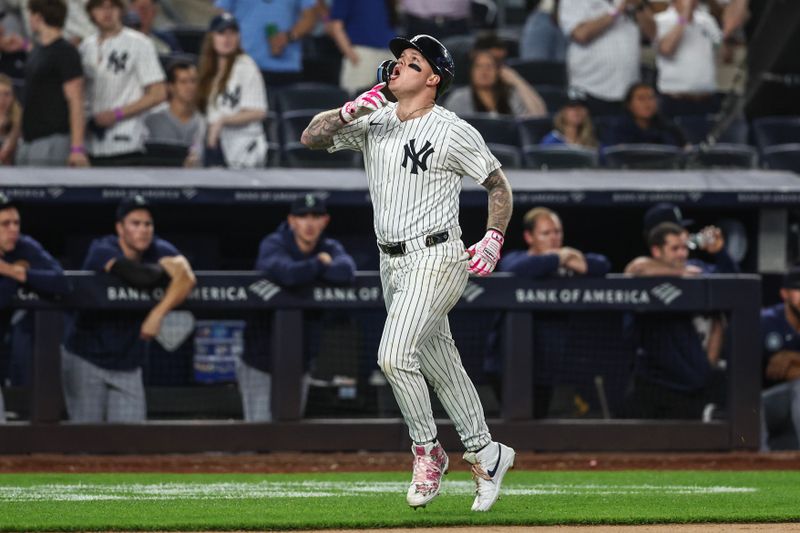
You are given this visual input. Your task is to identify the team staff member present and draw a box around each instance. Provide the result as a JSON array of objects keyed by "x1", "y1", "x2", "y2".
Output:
[
  {"x1": 301, "y1": 35, "x2": 515, "y2": 512},
  {"x1": 760, "y1": 267, "x2": 800, "y2": 451},
  {"x1": 0, "y1": 194, "x2": 69, "y2": 422},
  {"x1": 81, "y1": 0, "x2": 166, "y2": 165},
  {"x1": 240, "y1": 194, "x2": 355, "y2": 422},
  {"x1": 62, "y1": 196, "x2": 195, "y2": 423}
]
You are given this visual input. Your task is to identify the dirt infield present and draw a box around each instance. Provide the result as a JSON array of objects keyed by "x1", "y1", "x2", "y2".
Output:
[{"x1": 2, "y1": 451, "x2": 800, "y2": 473}]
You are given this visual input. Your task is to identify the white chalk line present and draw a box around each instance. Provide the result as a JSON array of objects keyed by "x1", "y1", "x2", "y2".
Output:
[{"x1": 0, "y1": 481, "x2": 757, "y2": 502}]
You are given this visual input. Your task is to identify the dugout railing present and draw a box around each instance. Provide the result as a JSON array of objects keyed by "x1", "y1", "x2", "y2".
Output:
[{"x1": 0, "y1": 272, "x2": 761, "y2": 453}]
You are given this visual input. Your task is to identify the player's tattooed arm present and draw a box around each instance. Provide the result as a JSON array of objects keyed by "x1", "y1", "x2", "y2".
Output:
[
  {"x1": 301, "y1": 109, "x2": 347, "y2": 150},
  {"x1": 482, "y1": 168, "x2": 513, "y2": 235}
]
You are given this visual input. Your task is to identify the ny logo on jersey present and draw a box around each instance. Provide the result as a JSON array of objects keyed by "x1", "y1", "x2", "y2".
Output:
[
  {"x1": 401, "y1": 139, "x2": 435, "y2": 175},
  {"x1": 220, "y1": 86, "x2": 241, "y2": 108},
  {"x1": 107, "y1": 51, "x2": 129, "y2": 73}
]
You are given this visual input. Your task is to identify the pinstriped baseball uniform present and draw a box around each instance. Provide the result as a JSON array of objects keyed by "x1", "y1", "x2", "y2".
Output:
[{"x1": 329, "y1": 103, "x2": 501, "y2": 450}]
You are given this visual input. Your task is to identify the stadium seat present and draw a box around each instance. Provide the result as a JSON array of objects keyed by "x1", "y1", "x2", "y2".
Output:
[
  {"x1": 487, "y1": 143, "x2": 522, "y2": 169},
  {"x1": 441, "y1": 35, "x2": 476, "y2": 86},
  {"x1": 533, "y1": 84, "x2": 569, "y2": 113},
  {"x1": 523, "y1": 145, "x2": 598, "y2": 170},
  {"x1": 752, "y1": 116, "x2": 800, "y2": 150},
  {"x1": 684, "y1": 143, "x2": 758, "y2": 169},
  {"x1": 462, "y1": 114, "x2": 520, "y2": 147},
  {"x1": 603, "y1": 144, "x2": 684, "y2": 170},
  {"x1": 674, "y1": 114, "x2": 748, "y2": 145},
  {"x1": 591, "y1": 115, "x2": 625, "y2": 146},
  {"x1": 171, "y1": 26, "x2": 206, "y2": 55},
  {"x1": 505, "y1": 59, "x2": 567, "y2": 86},
  {"x1": 517, "y1": 117, "x2": 553, "y2": 145},
  {"x1": 283, "y1": 142, "x2": 359, "y2": 168},
  {"x1": 762, "y1": 143, "x2": 800, "y2": 173},
  {"x1": 263, "y1": 115, "x2": 281, "y2": 167},
  {"x1": 275, "y1": 83, "x2": 350, "y2": 114},
  {"x1": 142, "y1": 142, "x2": 189, "y2": 167}
]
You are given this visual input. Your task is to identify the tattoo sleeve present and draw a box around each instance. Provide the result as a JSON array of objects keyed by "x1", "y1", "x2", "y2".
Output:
[
  {"x1": 482, "y1": 168, "x2": 513, "y2": 235},
  {"x1": 300, "y1": 108, "x2": 346, "y2": 150}
]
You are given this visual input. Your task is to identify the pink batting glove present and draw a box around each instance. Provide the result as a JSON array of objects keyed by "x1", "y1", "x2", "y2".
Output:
[
  {"x1": 467, "y1": 229, "x2": 504, "y2": 276},
  {"x1": 339, "y1": 83, "x2": 388, "y2": 123}
]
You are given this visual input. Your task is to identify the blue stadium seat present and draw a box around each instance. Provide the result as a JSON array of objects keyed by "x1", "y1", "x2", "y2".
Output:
[
  {"x1": 263, "y1": 116, "x2": 281, "y2": 167},
  {"x1": 275, "y1": 83, "x2": 350, "y2": 114},
  {"x1": 684, "y1": 143, "x2": 758, "y2": 169},
  {"x1": 591, "y1": 115, "x2": 625, "y2": 145},
  {"x1": 603, "y1": 144, "x2": 684, "y2": 169},
  {"x1": 517, "y1": 117, "x2": 553, "y2": 145},
  {"x1": 462, "y1": 114, "x2": 520, "y2": 147},
  {"x1": 171, "y1": 26, "x2": 206, "y2": 55},
  {"x1": 533, "y1": 84, "x2": 569, "y2": 113},
  {"x1": 762, "y1": 143, "x2": 800, "y2": 173},
  {"x1": 487, "y1": 143, "x2": 522, "y2": 169},
  {"x1": 753, "y1": 116, "x2": 800, "y2": 151},
  {"x1": 674, "y1": 114, "x2": 748, "y2": 145},
  {"x1": 523, "y1": 145, "x2": 598, "y2": 170},
  {"x1": 505, "y1": 59, "x2": 567, "y2": 86},
  {"x1": 283, "y1": 142, "x2": 360, "y2": 168}
]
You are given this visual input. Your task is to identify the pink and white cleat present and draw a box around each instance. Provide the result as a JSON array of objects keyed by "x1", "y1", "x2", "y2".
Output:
[{"x1": 406, "y1": 441, "x2": 449, "y2": 508}]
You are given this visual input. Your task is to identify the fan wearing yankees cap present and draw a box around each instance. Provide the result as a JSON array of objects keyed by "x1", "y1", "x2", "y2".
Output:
[
  {"x1": 61, "y1": 195, "x2": 196, "y2": 422},
  {"x1": 301, "y1": 34, "x2": 515, "y2": 512}
]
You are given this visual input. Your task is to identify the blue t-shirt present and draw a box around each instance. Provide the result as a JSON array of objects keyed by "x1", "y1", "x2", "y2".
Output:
[
  {"x1": 0, "y1": 234, "x2": 69, "y2": 307},
  {"x1": 65, "y1": 235, "x2": 181, "y2": 370},
  {"x1": 329, "y1": 0, "x2": 395, "y2": 49},
  {"x1": 540, "y1": 131, "x2": 566, "y2": 146},
  {"x1": 215, "y1": 0, "x2": 316, "y2": 72},
  {"x1": 499, "y1": 250, "x2": 611, "y2": 278},
  {"x1": 761, "y1": 303, "x2": 800, "y2": 389}
]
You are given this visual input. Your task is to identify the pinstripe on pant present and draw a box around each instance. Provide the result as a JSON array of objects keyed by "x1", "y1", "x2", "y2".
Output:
[{"x1": 378, "y1": 240, "x2": 491, "y2": 451}]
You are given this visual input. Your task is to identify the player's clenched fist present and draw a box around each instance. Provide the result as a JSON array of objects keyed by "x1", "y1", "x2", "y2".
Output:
[
  {"x1": 467, "y1": 229, "x2": 504, "y2": 276},
  {"x1": 339, "y1": 83, "x2": 388, "y2": 123}
]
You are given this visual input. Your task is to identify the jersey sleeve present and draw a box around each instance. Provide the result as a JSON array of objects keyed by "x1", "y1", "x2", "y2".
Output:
[
  {"x1": 558, "y1": 0, "x2": 590, "y2": 37},
  {"x1": 328, "y1": 116, "x2": 369, "y2": 153},
  {"x1": 447, "y1": 119, "x2": 502, "y2": 184},
  {"x1": 58, "y1": 41, "x2": 84, "y2": 83},
  {"x1": 153, "y1": 239, "x2": 181, "y2": 260},
  {"x1": 134, "y1": 35, "x2": 166, "y2": 87},
  {"x1": 238, "y1": 57, "x2": 267, "y2": 111},
  {"x1": 83, "y1": 239, "x2": 122, "y2": 272}
]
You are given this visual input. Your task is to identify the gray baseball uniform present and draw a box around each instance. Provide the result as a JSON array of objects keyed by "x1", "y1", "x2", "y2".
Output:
[{"x1": 329, "y1": 102, "x2": 500, "y2": 450}]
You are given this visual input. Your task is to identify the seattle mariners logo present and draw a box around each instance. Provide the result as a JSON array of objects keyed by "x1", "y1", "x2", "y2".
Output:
[
  {"x1": 107, "y1": 51, "x2": 129, "y2": 73},
  {"x1": 401, "y1": 139, "x2": 435, "y2": 175}
]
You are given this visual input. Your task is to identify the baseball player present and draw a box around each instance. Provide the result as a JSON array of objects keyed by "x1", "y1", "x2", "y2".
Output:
[
  {"x1": 301, "y1": 35, "x2": 515, "y2": 512},
  {"x1": 80, "y1": 0, "x2": 166, "y2": 165}
]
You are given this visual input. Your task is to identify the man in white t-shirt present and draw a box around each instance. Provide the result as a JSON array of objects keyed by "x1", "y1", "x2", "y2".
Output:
[
  {"x1": 80, "y1": 0, "x2": 166, "y2": 165},
  {"x1": 655, "y1": 0, "x2": 722, "y2": 117},
  {"x1": 559, "y1": 0, "x2": 655, "y2": 116}
]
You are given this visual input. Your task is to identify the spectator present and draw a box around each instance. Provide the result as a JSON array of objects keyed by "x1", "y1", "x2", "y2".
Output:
[
  {"x1": 500, "y1": 207, "x2": 610, "y2": 278},
  {"x1": 197, "y1": 13, "x2": 267, "y2": 169},
  {"x1": 214, "y1": 0, "x2": 318, "y2": 90},
  {"x1": 0, "y1": 74, "x2": 21, "y2": 165},
  {"x1": 559, "y1": 0, "x2": 655, "y2": 116},
  {"x1": 144, "y1": 60, "x2": 205, "y2": 167},
  {"x1": 81, "y1": 0, "x2": 167, "y2": 165},
  {"x1": 623, "y1": 221, "x2": 727, "y2": 419},
  {"x1": 609, "y1": 83, "x2": 686, "y2": 147},
  {"x1": 0, "y1": 193, "x2": 69, "y2": 422},
  {"x1": 444, "y1": 49, "x2": 547, "y2": 118},
  {"x1": 655, "y1": 0, "x2": 722, "y2": 116},
  {"x1": 239, "y1": 194, "x2": 355, "y2": 422},
  {"x1": 520, "y1": 0, "x2": 567, "y2": 62},
  {"x1": 16, "y1": 0, "x2": 88, "y2": 167},
  {"x1": 399, "y1": 0, "x2": 471, "y2": 40},
  {"x1": 126, "y1": 0, "x2": 180, "y2": 54},
  {"x1": 540, "y1": 98, "x2": 598, "y2": 148},
  {"x1": 760, "y1": 266, "x2": 800, "y2": 451},
  {"x1": 62, "y1": 195, "x2": 196, "y2": 423},
  {"x1": 325, "y1": 0, "x2": 395, "y2": 94},
  {"x1": 3, "y1": 0, "x2": 95, "y2": 45}
]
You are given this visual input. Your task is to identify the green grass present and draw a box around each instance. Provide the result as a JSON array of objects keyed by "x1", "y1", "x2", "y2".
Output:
[{"x1": 2, "y1": 471, "x2": 800, "y2": 531}]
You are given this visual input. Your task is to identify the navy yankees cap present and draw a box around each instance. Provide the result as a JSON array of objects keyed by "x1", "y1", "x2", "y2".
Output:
[
  {"x1": 0, "y1": 192, "x2": 17, "y2": 212},
  {"x1": 643, "y1": 203, "x2": 693, "y2": 234},
  {"x1": 209, "y1": 12, "x2": 239, "y2": 33},
  {"x1": 782, "y1": 265, "x2": 800, "y2": 290},
  {"x1": 290, "y1": 194, "x2": 327, "y2": 216},
  {"x1": 116, "y1": 195, "x2": 152, "y2": 221}
]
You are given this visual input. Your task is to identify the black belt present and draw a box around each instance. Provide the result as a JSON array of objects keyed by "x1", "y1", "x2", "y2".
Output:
[{"x1": 378, "y1": 230, "x2": 450, "y2": 257}]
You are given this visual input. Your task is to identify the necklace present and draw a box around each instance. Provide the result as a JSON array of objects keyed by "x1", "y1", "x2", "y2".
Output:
[{"x1": 398, "y1": 103, "x2": 434, "y2": 121}]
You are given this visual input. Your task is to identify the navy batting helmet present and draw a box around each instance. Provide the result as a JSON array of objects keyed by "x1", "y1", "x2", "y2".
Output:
[{"x1": 389, "y1": 34, "x2": 455, "y2": 99}]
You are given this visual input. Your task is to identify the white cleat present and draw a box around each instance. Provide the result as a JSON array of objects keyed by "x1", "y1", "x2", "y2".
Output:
[
  {"x1": 406, "y1": 441, "x2": 449, "y2": 508},
  {"x1": 463, "y1": 441, "x2": 515, "y2": 512}
]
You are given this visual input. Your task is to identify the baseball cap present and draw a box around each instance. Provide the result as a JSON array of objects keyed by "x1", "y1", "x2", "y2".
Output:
[
  {"x1": 209, "y1": 12, "x2": 239, "y2": 33},
  {"x1": 782, "y1": 265, "x2": 800, "y2": 290},
  {"x1": 0, "y1": 192, "x2": 17, "y2": 212},
  {"x1": 643, "y1": 203, "x2": 693, "y2": 234},
  {"x1": 290, "y1": 194, "x2": 327, "y2": 216},
  {"x1": 116, "y1": 195, "x2": 152, "y2": 221}
]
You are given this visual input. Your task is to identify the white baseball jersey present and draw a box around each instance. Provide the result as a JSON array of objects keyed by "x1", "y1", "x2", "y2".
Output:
[
  {"x1": 80, "y1": 27, "x2": 165, "y2": 156},
  {"x1": 329, "y1": 103, "x2": 501, "y2": 244},
  {"x1": 206, "y1": 53, "x2": 268, "y2": 169}
]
